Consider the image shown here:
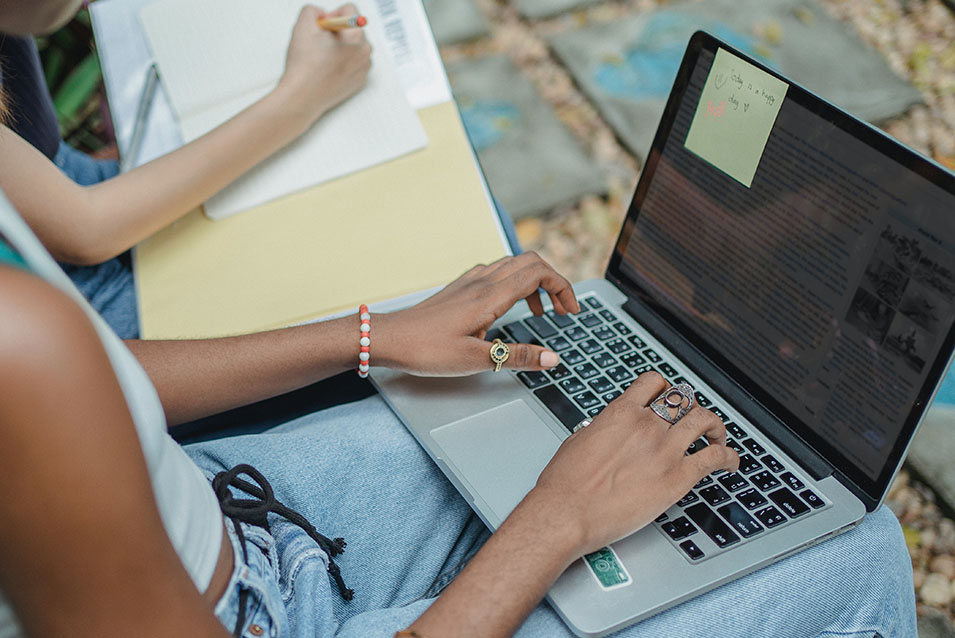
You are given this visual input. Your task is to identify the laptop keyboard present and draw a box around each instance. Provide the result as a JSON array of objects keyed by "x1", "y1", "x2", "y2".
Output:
[{"x1": 492, "y1": 294, "x2": 829, "y2": 564}]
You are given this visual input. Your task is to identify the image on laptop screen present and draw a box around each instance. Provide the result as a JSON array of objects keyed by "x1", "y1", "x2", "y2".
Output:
[{"x1": 616, "y1": 41, "x2": 955, "y2": 496}]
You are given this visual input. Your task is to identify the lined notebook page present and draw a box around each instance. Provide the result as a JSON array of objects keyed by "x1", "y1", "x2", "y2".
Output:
[{"x1": 140, "y1": 0, "x2": 427, "y2": 220}]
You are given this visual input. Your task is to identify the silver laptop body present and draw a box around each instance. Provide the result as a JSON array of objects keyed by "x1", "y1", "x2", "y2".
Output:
[{"x1": 374, "y1": 33, "x2": 955, "y2": 637}]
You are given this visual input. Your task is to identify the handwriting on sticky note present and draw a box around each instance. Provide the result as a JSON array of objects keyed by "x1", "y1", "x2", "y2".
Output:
[{"x1": 684, "y1": 48, "x2": 788, "y2": 187}]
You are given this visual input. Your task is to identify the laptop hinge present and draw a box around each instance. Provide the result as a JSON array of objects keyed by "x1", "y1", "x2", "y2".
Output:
[{"x1": 621, "y1": 297, "x2": 835, "y2": 481}]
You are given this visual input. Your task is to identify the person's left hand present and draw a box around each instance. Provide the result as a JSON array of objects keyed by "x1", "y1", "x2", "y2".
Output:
[{"x1": 375, "y1": 252, "x2": 580, "y2": 376}]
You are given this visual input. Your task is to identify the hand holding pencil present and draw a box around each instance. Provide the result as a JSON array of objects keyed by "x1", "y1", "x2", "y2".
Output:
[
  {"x1": 278, "y1": 4, "x2": 372, "y2": 125},
  {"x1": 318, "y1": 14, "x2": 367, "y2": 31}
]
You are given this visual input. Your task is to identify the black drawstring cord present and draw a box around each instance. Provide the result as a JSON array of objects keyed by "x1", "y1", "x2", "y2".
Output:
[{"x1": 213, "y1": 464, "x2": 354, "y2": 636}]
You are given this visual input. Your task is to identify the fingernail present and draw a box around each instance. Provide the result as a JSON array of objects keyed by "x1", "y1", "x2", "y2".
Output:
[{"x1": 540, "y1": 351, "x2": 559, "y2": 368}]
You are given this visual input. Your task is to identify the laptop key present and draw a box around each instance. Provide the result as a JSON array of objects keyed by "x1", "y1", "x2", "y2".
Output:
[
  {"x1": 517, "y1": 371, "x2": 550, "y2": 389},
  {"x1": 780, "y1": 472, "x2": 805, "y2": 491},
  {"x1": 684, "y1": 503, "x2": 740, "y2": 548},
  {"x1": 546, "y1": 310, "x2": 576, "y2": 329},
  {"x1": 579, "y1": 314, "x2": 602, "y2": 328},
  {"x1": 545, "y1": 336, "x2": 572, "y2": 352},
  {"x1": 679, "y1": 539, "x2": 705, "y2": 560},
  {"x1": 606, "y1": 366, "x2": 633, "y2": 383},
  {"x1": 727, "y1": 423, "x2": 747, "y2": 439},
  {"x1": 599, "y1": 309, "x2": 617, "y2": 323},
  {"x1": 737, "y1": 454, "x2": 763, "y2": 475},
  {"x1": 546, "y1": 364, "x2": 573, "y2": 380},
  {"x1": 761, "y1": 454, "x2": 785, "y2": 473},
  {"x1": 579, "y1": 339, "x2": 603, "y2": 355},
  {"x1": 503, "y1": 321, "x2": 540, "y2": 346},
  {"x1": 559, "y1": 378, "x2": 586, "y2": 395},
  {"x1": 588, "y1": 376, "x2": 615, "y2": 394},
  {"x1": 587, "y1": 406, "x2": 603, "y2": 418},
  {"x1": 574, "y1": 363, "x2": 600, "y2": 379},
  {"x1": 562, "y1": 348, "x2": 586, "y2": 366},
  {"x1": 606, "y1": 338, "x2": 631, "y2": 354},
  {"x1": 635, "y1": 364, "x2": 655, "y2": 375},
  {"x1": 673, "y1": 376, "x2": 688, "y2": 385},
  {"x1": 727, "y1": 440, "x2": 744, "y2": 454},
  {"x1": 620, "y1": 352, "x2": 647, "y2": 368},
  {"x1": 627, "y1": 335, "x2": 647, "y2": 348},
  {"x1": 658, "y1": 362, "x2": 678, "y2": 377},
  {"x1": 709, "y1": 406, "x2": 729, "y2": 422},
  {"x1": 742, "y1": 439, "x2": 766, "y2": 456},
  {"x1": 584, "y1": 297, "x2": 603, "y2": 309},
  {"x1": 573, "y1": 391, "x2": 601, "y2": 409},
  {"x1": 700, "y1": 485, "x2": 731, "y2": 506},
  {"x1": 525, "y1": 316, "x2": 558, "y2": 339},
  {"x1": 486, "y1": 327, "x2": 506, "y2": 343},
  {"x1": 613, "y1": 322, "x2": 633, "y2": 336},
  {"x1": 644, "y1": 348, "x2": 663, "y2": 363},
  {"x1": 533, "y1": 385, "x2": 585, "y2": 432},
  {"x1": 660, "y1": 516, "x2": 697, "y2": 541},
  {"x1": 736, "y1": 488, "x2": 768, "y2": 510},
  {"x1": 565, "y1": 327, "x2": 589, "y2": 342},
  {"x1": 592, "y1": 352, "x2": 617, "y2": 368},
  {"x1": 694, "y1": 475, "x2": 713, "y2": 489},
  {"x1": 717, "y1": 473, "x2": 750, "y2": 493},
  {"x1": 800, "y1": 489, "x2": 825, "y2": 509},
  {"x1": 602, "y1": 390, "x2": 622, "y2": 403},
  {"x1": 717, "y1": 502, "x2": 764, "y2": 538},
  {"x1": 677, "y1": 492, "x2": 699, "y2": 507},
  {"x1": 654, "y1": 512, "x2": 669, "y2": 523},
  {"x1": 593, "y1": 326, "x2": 616, "y2": 341},
  {"x1": 750, "y1": 471, "x2": 781, "y2": 492},
  {"x1": 694, "y1": 392, "x2": 712, "y2": 408},
  {"x1": 687, "y1": 438, "x2": 708, "y2": 455},
  {"x1": 619, "y1": 380, "x2": 633, "y2": 391},
  {"x1": 767, "y1": 487, "x2": 810, "y2": 518},
  {"x1": 754, "y1": 505, "x2": 787, "y2": 528}
]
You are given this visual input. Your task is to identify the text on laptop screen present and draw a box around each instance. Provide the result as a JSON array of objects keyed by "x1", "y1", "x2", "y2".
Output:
[{"x1": 619, "y1": 47, "x2": 955, "y2": 481}]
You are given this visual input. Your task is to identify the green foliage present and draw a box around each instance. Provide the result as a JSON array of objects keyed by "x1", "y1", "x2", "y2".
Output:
[{"x1": 35, "y1": 8, "x2": 113, "y2": 153}]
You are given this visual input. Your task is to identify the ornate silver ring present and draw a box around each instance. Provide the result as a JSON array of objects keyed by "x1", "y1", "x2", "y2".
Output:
[{"x1": 649, "y1": 382, "x2": 694, "y2": 425}]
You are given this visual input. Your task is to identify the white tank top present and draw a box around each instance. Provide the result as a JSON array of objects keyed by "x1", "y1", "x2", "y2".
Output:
[{"x1": 0, "y1": 193, "x2": 223, "y2": 637}]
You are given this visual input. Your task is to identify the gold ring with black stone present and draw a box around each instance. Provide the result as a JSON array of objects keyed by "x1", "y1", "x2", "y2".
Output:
[{"x1": 489, "y1": 338, "x2": 510, "y2": 372}]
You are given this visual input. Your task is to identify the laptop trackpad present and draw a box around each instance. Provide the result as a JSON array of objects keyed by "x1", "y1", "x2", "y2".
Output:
[{"x1": 431, "y1": 400, "x2": 563, "y2": 525}]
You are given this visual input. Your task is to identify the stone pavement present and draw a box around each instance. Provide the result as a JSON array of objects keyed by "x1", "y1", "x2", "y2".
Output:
[
  {"x1": 548, "y1": 0, "x2": 921, "y2": 158},
  {"x1": 447, "y1": 55, "x2": 605, "y2": 218}
]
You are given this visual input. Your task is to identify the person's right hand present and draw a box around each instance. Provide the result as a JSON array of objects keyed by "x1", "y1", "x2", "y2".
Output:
[
  {"x1": 528, "y1": 371, "x2": 739, "y2": 557},
  {"x1": 278, "y1": 4, "x2": 372, "y2": 127}
]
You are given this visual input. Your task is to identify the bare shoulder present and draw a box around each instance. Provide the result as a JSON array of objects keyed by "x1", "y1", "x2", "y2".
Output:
[{"x1": 0, "y1": 265, "x2": 96, "y2": 365}]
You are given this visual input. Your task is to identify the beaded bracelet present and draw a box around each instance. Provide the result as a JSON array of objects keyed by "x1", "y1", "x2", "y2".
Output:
[{"x1": 357, "y1": 304, "x2": 371, "y2": 378}]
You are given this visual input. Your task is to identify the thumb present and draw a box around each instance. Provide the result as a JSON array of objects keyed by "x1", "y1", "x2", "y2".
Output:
[{"x1": 489, "y1": 340, "x2": 560, "y2": 371}]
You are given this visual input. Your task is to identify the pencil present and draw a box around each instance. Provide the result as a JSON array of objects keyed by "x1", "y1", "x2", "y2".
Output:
[{"x1": 318, "y1": 15, "x2": 367, "y2": 31}]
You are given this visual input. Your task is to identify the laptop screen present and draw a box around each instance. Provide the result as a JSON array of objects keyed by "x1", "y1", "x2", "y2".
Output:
[{"x1": 609, "y1": 33, "x2": 955, "y2": 502}]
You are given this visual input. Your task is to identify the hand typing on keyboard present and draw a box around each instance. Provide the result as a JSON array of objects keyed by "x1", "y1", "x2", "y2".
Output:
[
  {"x1": 373, "y1": 252, "x2": 581, "y2": 376},
  {"x1": 526, "y1": 371, "x2": 740, "y2": 556}
]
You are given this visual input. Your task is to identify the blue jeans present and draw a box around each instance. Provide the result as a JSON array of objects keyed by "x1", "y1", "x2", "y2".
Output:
[
  {"x1": 186, "y1": 395, "x2": 916, "y2": 638},
  {"x1": 53, "y1": 142, "x2": 141, "y2": 338}
]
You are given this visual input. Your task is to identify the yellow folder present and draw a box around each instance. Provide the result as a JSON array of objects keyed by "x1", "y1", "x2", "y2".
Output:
[{"x1": 135, "y1": 101, "x2": 508, "y2": 340}]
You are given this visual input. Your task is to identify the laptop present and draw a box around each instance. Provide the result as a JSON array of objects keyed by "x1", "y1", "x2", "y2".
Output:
[{"x1": 374, "y1": 31, "x2": 955, "y2": 636}]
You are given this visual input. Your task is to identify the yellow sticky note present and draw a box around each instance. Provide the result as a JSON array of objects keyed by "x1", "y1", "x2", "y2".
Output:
[{"x1": 684, "y1": 48, "x2": 788, "y2": 187}]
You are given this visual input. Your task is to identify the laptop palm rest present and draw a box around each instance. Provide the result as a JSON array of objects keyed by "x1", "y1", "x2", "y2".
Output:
[{"x1": 431, "y1": 399, "x2": 563, "y2": 525}]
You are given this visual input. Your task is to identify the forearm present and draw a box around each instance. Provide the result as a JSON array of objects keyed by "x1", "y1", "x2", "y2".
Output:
[
  {"x1": 126, "y1": 312, "x2": 357, "y2": 426},
  {"x1": 81, "y1": 83, "x2": 312, "y2": 261},
  {"x1": 408, "y1": 492, "x2": 583, "y2": 638}
]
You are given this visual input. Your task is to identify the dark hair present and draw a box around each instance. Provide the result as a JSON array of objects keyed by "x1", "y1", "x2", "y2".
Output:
[{"x1": 0, "y1": 88, "x2": 8, "y2": 125}]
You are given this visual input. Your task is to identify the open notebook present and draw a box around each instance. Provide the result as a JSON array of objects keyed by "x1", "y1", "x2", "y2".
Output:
[{"x1": 139, "y1": 0, "x2": 427, "y2": 220}]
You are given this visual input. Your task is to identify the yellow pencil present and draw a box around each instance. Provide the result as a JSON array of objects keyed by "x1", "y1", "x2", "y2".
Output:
[{"x1": 318, "y1": 15, "x2": 368, "y2": 31}]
